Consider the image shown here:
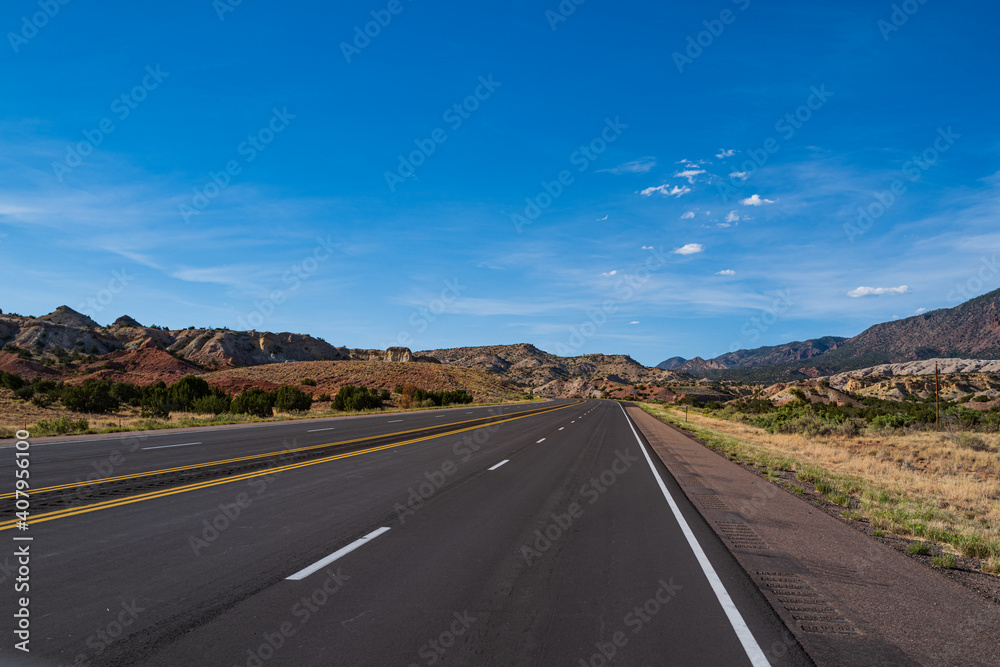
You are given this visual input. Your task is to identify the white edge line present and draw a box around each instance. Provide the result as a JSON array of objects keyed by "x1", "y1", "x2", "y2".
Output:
[
  {"x1": 617, "y1": 403, "x2": 770, "y2": 667},
  {"x1": 536, "y1": 438, "x2": 546, "y2": 443},
  {"x1": 307, "y1": 427, "x2": 336, "y2": 432},
  {"x1": 488, "y1": 459, "x2": 509, "y2": 471},
  {"x1": 141, "y1": 442, "x2": 201, "y2": 450},
  {"x1": 387, "y1": 419, "x2": 404, "y2": 423},
  {"x1": 286, "y1": 527, "x2": 391, "y2": 581}
]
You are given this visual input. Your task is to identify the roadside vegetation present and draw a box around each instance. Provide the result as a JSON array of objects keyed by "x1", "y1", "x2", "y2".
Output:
[
  {"x1": 641, "y1": 398, "x2": 1000, "y2": 577},
  {"x1": 0, "y1": 370, "x2": 494, "y2": 438}
]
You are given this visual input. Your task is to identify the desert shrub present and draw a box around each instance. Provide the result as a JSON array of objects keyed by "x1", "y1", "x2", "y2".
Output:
[
  {"x1": 333, "y1": 385, "x2": 383, "y2": 412},
  {"x1": 788, "y1": 388, "x2": 809, "y2": 402},
  {"x1": 0, "y1": 371, "x2": 25, "y2": 391},
  {"x1": 273, "y1": 386, "x2": 313, "y2": 412},
  {"x1": 140, "y1": 383, "x2": 173, "y2": 419},
  {"x1": 399, "y1": 386, "x2": 474, "y2": 408},
  {"x1": 972, "y1": 395, "x2": 990, "y2": 402},
  {"x1": 317, "y1": 393, "x2": 331, "y2": 402},
  {"x1": 32, "y1": 416, "x2": 89, "y2": 436},
  {"x1": 110, "y1": 382, "x2": 142, "y2": 407},
  {"x1": 231, "y1": 388, "x2": 274, "y2": 418},
  {"x1": 61, "y1": 380, "x2": 119, "y2": 414},
  {"x1": 168, "y1": 375, "x2": 213, "y2": 411},
  {"x1": 301, "y1": 378, "x2": 317, "y2": 387},
  {"x1": 869, "y1": 414, "x2": 913, "y2": 431},
  {"x1": 14, "y1": 385, "x2": 35, "y2": 401},
  {"x1": 30, "y1": 394, "x2": 53, "y2": 408},
  {"x1": 191, "y1": 394, "x2": 231, "y2": 415}
]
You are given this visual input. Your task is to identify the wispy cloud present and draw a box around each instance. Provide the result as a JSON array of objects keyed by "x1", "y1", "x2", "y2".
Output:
[
  {"x1": 847, "y1": 285, "x2": 911, "y2": 298},
  {"x1": 673, "y1": 243, "x2": 705, "y2": 255},
  {"x1": 729, "y1": 171, "x2": 749, "y2": 180},
  {"x1": 171, "y1": 265, "x2": 261, "y2": 289},
  {"x1": 716, "y1": 269, "x2": 736, "y2": 275},
  {"x1": 725, "y1": 211, "x2": 740, "y2": 223},
  {"x1": 740, "y1": 194, "x2": 776, "y2": 206},
  {"x1": 595, "y1": 214, "x2": 608, "y2": 221},
  {"x1": 640, "y1": 184, "x2": 691, "y2": 197},
  {"x1": 674, "y1": 169, "x2": 706, "y2": 184},
  {"x1": 716, "y1": 149, "x2": 735, "y2": 158},
  {"x1": 601, "y1": 270, "x2": 617, "y2": 277},
  {"x1": 601, "y1": 157, "x2": 656, "y2": 174}
]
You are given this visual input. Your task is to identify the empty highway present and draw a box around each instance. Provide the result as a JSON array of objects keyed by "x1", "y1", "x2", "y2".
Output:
[{"x1": 0, "y1": 400, "x2": 809, "y2": 666}]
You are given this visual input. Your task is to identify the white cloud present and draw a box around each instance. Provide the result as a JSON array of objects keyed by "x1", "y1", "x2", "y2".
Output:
[
  {"x1": 601, "y1": 270, "x2": 617, "y2": 277},
  {"x1": 729, "y1": 171, "x2": 749, "y2": 180},
  {"x1": 716, "y1": 269, "x2": 736, "y2": 275},
  {"x1": 740, "y1": 194, "x2": 776, "y2": 206},
  {"x1": 725, "y1": 211, "x2": 740, "y2": 223},
  {"x1": 716, "y1": 223, "x2": 731, "y2": 228},
  {"x1": 629, "y1": 321, "x2": 640, "y2": 325},
  {"x1": 914, "y1": 307, "x2": 927, "y2": 314},
  {"x1": 640, "y1": 184, "x2": 691, "y2": 197},
  {"x1": 681, "y1": 211, "x2": 695, "y2": 219},
  {"x1": 641, "y1": 245, "x2": 654, "y2": 250},
  {"x1": 601, "y1": 157, "x2": 656, "y2": 175},
  {"x1": 673, "y1": 243, "x2": 704, "y2": 255},
  {"x1": 847, "y1": 285, "x2": 911, "y2": 298},
  {"x1": 596, "y1": 214, "x2": 608, "y2": 221},
  {"x1": 716, "y1": 149, "x2": 735, "y2": 158},
  {"x1": 674, "y1": 169, "x2": 706, "y2": 184}
]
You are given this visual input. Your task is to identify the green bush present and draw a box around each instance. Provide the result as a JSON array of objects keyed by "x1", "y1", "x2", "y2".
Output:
[
  {"x1": 273, "y1": 386, "x2": 313, "y2": 412},
  {"x1": 231, "y1": 388, "x2": 274, "y2": 418},
  {"x1": 301, "y1": 378, "x2": 317, "y2": 387},
  {"x1": 191, "y1": 394, "x2": 232, "y2": 415},
  {"x1": 168, "y1": 375, "x2": 213, "y2": 411},
  {"x1": 61, "y1": 380, "x2": 119, "y2": 414},
  {"x1": 869, "y1": 414, "x2": 914, "y2": 430},
  {"x1": 333, "y1": 385, "x2": 383, "y2": 412},
  {"x1": 0, "y1": 371, "x2": 25, "y2": 391},
  {"x1": 110, "y1": 382, "x2": 142, "y2": 407},
  {"x1": 32, "y1": 416, "x2": 89, "y2": 436}
]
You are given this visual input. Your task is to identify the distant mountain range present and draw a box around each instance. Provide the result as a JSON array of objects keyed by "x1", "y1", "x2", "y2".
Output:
[
  {"x1": 658, "y1": 288, "x2": 1000, "y2": 382},
  {"x1": 419, "y1": 344, "x2": 688, "y2": 388},
  {"x1": 5, "y1": 286, "x2": 1000, "y2": 392}
]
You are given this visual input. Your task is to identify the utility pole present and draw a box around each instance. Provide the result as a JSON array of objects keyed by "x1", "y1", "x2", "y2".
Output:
[{"x1": 935, "y1": 363, "x2": 940, "y2": 429}]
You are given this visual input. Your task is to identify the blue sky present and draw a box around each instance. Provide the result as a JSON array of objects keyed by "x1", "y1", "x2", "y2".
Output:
[{"x1": 1, "y1": 0, "x2": 998, "y2": 366}]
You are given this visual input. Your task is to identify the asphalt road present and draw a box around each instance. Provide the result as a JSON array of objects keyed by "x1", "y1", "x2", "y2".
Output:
[{"x1": 0, "y1": 400, "x2": 811, "y2": 666}]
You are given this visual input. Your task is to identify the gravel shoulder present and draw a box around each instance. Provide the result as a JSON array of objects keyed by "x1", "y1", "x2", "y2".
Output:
[{"x1": 627, "y1": 405, "x2": 1000, "y2": 667}]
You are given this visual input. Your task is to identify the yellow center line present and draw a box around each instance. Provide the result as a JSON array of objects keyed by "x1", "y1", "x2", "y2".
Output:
[
  {"x1": 1, "y1": 402, "x2": 579, "y2": 500},
  {"x1": 0, "y1": 401, "x2": 580, "y2": 531}
]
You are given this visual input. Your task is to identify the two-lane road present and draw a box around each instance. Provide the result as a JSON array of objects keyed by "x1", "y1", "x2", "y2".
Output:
[{"x1": 0, "y1": 400, "x2": 810, "y2": 666}]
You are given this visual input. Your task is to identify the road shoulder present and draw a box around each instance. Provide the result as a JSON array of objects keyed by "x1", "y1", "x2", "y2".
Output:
[{"x1": 626, "y1": 405, "x2": 1000, "y2": 667}]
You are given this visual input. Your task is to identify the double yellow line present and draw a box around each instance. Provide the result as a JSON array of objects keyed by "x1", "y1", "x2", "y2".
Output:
[{"x1": 1, "y1": 401, "x2": 580, "y2": 531}]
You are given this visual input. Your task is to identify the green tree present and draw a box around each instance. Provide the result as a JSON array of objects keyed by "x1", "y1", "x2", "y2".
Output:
[
  {"x1": 231, "y1": 388, "x2": 274, "y2": 418},
  {"x1": 273, "y1": 386, "x2": 313, "y2": 412}
]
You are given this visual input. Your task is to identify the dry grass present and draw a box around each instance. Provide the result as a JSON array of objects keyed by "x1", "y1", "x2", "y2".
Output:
[{"x1": 641, "y1": 403, "x2": 1000, "y2": 571}]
